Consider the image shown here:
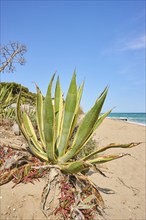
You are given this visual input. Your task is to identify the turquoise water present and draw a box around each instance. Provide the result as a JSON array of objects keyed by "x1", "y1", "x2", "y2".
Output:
[{"x1": 108, "y1": 113, "x2": 146, "y2": 126}]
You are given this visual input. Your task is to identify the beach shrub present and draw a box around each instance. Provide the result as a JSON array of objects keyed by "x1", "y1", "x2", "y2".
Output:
[
  {"x1": 0, "y1": 83, "x2": 16, "y2": 109},
  {"x1": 0, "y1": 82, "x2": 37, "y2": 121},
  {"x1": 0, "y1": 84, "x2": 16, "y2": 119},
  {"x1": 0, "y1": 107, "x2": 15, "y2": 119},
  {"x1": 16, "y1": 71, "x2": 140, "y2": 219},
  {"x1": 0, "y1": 82, "x2": 36, "y2": 105}
]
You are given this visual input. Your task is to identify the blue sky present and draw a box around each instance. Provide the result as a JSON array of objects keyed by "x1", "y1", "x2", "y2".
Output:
[{"x1": 0, "y1": 0, "x2": 145, "y2": 112}]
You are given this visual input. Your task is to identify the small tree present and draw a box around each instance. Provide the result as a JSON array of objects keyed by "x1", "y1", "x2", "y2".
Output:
[{"x1": 0, "y1": 41, "x2": 27, "y2": 73}]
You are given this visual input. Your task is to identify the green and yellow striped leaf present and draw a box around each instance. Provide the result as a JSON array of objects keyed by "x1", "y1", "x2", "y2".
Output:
[
  {"x1": 36, "y1": 84, "x2": 46, "y2": 149},
  {"x1": 22, "y1": 111, "x2": 44, "y2": 152},
  {"x1": 61, "y1": 160, "x2": 90, "y2": 174},
  {"x1": 86, "y1": 153, "x2": 130, "y2": 164},
  {"x1": 57, "y1": 71, "x2": 77, "y2": 156},
  {"x1": 16, "y1": 93, "x2": 48, "y2": 161},
  {"x1": 43, "y1": 74, "x2": 56, "y2": 162},
  {"x1": 69, "y1": 81, "x2": 84, "y2": 139},
  {"x1": 54, "y1": 76, "x2": 63, "y2": 150},
  {"x1": 16, "y1": 92, "x2": 29, "y2": 140},
  {"x1": 83, "y1": 142, "x2": 141, "y2": 161}
]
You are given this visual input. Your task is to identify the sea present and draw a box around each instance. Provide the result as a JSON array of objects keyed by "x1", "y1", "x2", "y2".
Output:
[{"x1": 108, "y1": 113, "x2": 146, "y2": 126}]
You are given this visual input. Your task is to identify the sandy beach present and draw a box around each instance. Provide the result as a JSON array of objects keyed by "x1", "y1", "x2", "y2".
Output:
[
  {"x1": 0, "y1": 118, "x2": 145, "y2": 220},
  {"x1": 90, "y1": 118, "x2": 146, "y2": 220}
]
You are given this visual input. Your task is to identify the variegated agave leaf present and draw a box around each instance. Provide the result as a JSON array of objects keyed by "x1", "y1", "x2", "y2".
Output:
[
  {"x1": 57, "y1": 71, "x2": 77, "y2": 157},
  {"x1": 43, "y1": 74, "x2": 56, "y2": 162}
]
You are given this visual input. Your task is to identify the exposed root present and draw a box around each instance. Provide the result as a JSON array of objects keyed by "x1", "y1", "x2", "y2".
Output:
[
  {"x1": 41, "y1": 168, "x2": 104, "y2": 219},
  {"x1": 41, "y1": 168, "x2": 62, "y2": 217}
]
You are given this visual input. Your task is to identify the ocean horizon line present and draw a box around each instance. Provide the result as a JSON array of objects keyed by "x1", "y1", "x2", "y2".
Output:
[{"x1": 107, "y1": 112, "x2": 146, "y2": 113}]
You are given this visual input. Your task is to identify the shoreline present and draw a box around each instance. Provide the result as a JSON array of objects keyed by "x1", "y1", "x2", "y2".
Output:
[
  {"x1": 125, "y1": 120, "x2": 146, "y2": 127},
  {"x1": 108, "y1": 117, "x2": 146, "y2": 127}
]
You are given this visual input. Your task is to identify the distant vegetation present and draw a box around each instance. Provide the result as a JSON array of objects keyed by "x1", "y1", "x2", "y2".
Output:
[
  {"x1": 0, "y1": 82, "x2": 36, "y2": 105},
  {"x1": 0, "y1": 82, "x2": 36, "y2": 119}
]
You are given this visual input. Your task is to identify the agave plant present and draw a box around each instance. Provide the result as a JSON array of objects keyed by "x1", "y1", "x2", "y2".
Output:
[
  {"x1": 0, "y1": 107, "x2": 15, "y2": 119},
  {"x1": 16, "y1": 71, "x2": 140, "y2": 218},
  {"x1": 0, "y1": 84, "x2": 16, "y2": 109},
  {"x1": 0, "y1": 84, "x2": 16, "y2": 119}
]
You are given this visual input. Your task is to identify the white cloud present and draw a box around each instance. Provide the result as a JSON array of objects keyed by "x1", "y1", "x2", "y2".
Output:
[
  {"x1": 101, "y1": 35, "x2": 146, "y2": 55},
  {"x1": 120, "y1": 35, "x2": 146, "y2": 51}
]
